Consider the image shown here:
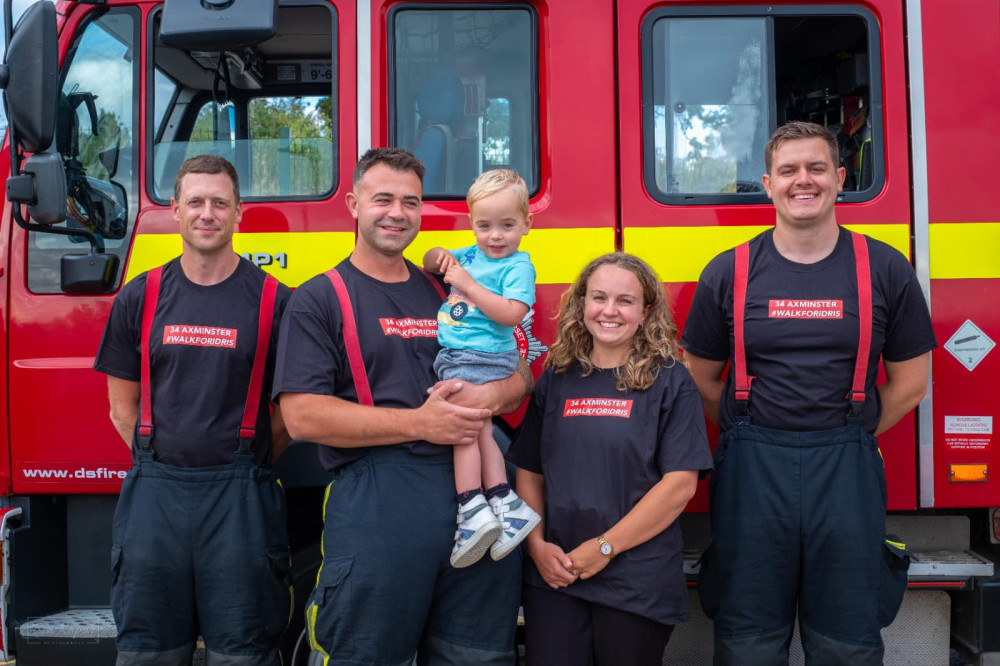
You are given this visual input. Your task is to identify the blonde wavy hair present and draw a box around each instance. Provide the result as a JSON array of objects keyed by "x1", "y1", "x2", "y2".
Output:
[
  {"x1": 466, "y1": 169, "x2": 530, "y2": 218},
  {"x1": 545, "y1": 253, "x2": 679, "y2": 391}
]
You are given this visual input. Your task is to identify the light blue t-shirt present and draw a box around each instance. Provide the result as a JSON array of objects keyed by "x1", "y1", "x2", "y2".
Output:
[{"x1": 437, "y1": 245, "x2": 536, "y2": 353}]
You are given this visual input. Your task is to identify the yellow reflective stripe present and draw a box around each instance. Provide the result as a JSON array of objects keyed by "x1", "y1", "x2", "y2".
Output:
[
  {"x1": 123, "y1": 232, "x2": 356, "y2": 287},
  {"x1": 315, "y1": 480, "x2": 332, "y2": 586},
  {"x1": 627, "y1": 224, "x2": 910, "y2": 283},
  {"x1": 122, "y1": 223, "x2": 924, "y2": 287},
  {"x1": 322, "y1": 480, "x2": 332, "y2": 525},
  {"x1": 845, "y1": 224, "x2": 910, "y2": 258},
  {"x1": 626, "y1": 226, "x2": 767, "y2": 283},
  {"x1": 929, "y1": 222, "x2": 1000, "y2": 279},
  {"x1": 307, "y1": 602, "x2": 328, "y2": 658},
  {"x1": 886, "y1": 538, "x2": 906, "y2": 550},
  {"x1": 303, "y1": 481, "x2": 335, "y2": 659},
  {"x1": 403, "y1": 227, "x2": 614, "y2": 285},
  {"x1": 125, "y1": 228, "x2": 612, "y2": 287}
]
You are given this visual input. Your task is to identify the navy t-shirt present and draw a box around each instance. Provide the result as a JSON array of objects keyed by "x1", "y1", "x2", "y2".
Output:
[
  {"x1": 507, "y1": 361, "x2": 713, "y2": 625},
  {"x1": 272, "y1": 258, "x2": 447, "y2": 471},
  {"x1": 680, "y1": 227, "x2": 937, "y2": 433},
  {"x1": 94, "y1": 258, "x2": 291, "y2": 467}
]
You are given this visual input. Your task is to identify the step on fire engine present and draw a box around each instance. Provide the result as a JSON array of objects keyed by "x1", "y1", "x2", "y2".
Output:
[{"x1": 0, "y1": 0, "x2": 998, "y2": 664}]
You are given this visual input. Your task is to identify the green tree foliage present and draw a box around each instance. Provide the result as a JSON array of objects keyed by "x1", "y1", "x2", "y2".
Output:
[
  {"x1": 186, "y1": 97, "x2": 334, "y2": 197},
  {"x1": 79, "y1": 110, "x2": 131, "y2": 180}
]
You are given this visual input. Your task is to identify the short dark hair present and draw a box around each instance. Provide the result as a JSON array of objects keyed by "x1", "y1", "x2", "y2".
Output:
[
  {"x1": 764, "y1": 121, "x2": 840, "y2": 173},
  {"x1": 174, "y1": 154, "x2": 240, "y2": 202},
  {"x1": 353, "y1": 147, "x2": 425, "y2": 187}
]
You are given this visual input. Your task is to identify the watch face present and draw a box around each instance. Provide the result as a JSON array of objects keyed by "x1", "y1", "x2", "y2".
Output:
[{"x1": 600, "y1": 542, "x2": 612, "y2": 556}]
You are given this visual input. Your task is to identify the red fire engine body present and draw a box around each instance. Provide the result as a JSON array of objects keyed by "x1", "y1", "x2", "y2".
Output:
[{"x1": 0, "y1": 0, "x2": 998, "y2": 663}]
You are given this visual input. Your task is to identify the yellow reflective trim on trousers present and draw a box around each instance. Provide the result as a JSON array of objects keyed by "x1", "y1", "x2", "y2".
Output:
[
  {"x1": 929, "y1": 222, "x2": 1000, "y2": 279},
  {"x1": 402, "y1": 227, "x2": 615, "y2": 285},
  {"x1": 625, "y1": 224, "x2": 911, "y2": 283},
  {"x1": 322, "y1": 480, "x2": 332, "y2": 525},
  {"x1": 317, "y1": 480, "x2": 333, "y2": 584},
  {"x1": 122, "y1": 232, "x2": 356, "y2": 287},
  {"x1": 886, "y1": 538, "x2": 906, "y2": 550},
  {"x1": 307, "y1": 602, "x2": 329, "y2": 658},
  {"x1": 305, "y1": 480, "x2": 333, "y2": 660},
  {"x1": 124, "y1": 228, "x2": 613, "y2": 287}
]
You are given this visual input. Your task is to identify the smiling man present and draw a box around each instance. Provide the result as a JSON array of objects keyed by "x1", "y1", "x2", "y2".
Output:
[
  {"x1": 273, "y1": 148, "x2": 531, "y2": 664},
  {"x1": 95, "y1": 155, "x2": 292, "y2": 665},
  {"x1": 680, "y1": 122, "x2": 936, "y2": 665}
]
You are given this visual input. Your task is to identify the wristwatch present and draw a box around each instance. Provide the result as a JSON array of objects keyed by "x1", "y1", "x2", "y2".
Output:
[{"x1": 598, "y1": 535, "x2": 615, "y2": 560}]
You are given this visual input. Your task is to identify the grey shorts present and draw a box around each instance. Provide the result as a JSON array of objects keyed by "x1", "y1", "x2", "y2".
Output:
[{"x1": 434, "y1": 347, "x2": 520, "y2": 384}]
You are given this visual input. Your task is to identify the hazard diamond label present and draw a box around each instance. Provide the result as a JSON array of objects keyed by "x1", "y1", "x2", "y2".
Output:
[{"x1": 944, "y1": 320, "x2": 995, "y2": 371}]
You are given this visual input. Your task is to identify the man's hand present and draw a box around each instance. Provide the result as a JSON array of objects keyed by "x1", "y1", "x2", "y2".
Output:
[
  {"x1": 567, "y1": 538, "x2": 611, "y2": 580},
  {"x1": 414, "y1": 381, "x2": 492, "y2": 445},
  {"x1": 428, "y1": 366, "x2": 530, "y2": 415},
  {"x1": 527, "y1": 538, "x2": 579, "y2": 589}
]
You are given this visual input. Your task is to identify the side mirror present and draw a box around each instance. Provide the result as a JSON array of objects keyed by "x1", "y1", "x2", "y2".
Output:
[
  {"x1": 0, "y1": 1, "x2": 58, "y2": 152},
  {"x1": 61, "y1": 252, "x2": 120, "y2": 294},
  {"x1": 1, "y1": 0, "x2": 121, "y2": 293},
  {"x1": 11, "y1": 152, "x2": 67, "y2": 225}
]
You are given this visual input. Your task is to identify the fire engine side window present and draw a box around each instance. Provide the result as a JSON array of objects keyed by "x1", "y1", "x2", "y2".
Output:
[
  {"x1": 150, "y1": 4, "x2": 336, "y2": 202},
  {"x1": 28, "y1": 8, "x2": 139, "y2": 294},
  {"x1": 389, "y1": 5, "x2": 538, "y2": 198},
  {"x1": 643, "y1": 7, "x2": 882, "y2": 205}
]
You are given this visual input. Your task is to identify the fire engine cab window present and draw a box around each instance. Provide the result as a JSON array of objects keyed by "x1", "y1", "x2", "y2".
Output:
[
  {"x1": 150, "y1": 4, "x2": 336, "y2": 201},
  {"x1": 29, "y1": 9, "x2": 139, "y2": 294},
  {"x1": 644, "y1": 8, "x2": 880, "y2": 204},
  {"x1": 390, "y1": 6, "x2": 538, "y2": 197}
]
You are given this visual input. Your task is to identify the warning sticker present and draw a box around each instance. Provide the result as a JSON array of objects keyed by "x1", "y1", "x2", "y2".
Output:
[
  {"x1": 944, "y1": 320, "x2": 995, "y2": 371},
  {"x1": 945, "y1": 436, "x2": 991, "y2": 451},
  {"x1": 945, "y1": 416, "x2": 993, "y2": 434}
]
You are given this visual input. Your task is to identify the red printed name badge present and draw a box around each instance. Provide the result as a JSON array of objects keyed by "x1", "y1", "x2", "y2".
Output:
[
  {"x1": 163, "y1": 324, "x2": 238, "y2": 348},
  {"x1": 563, "y1": 398, "x2": 633, "y2": 418},
  {"x1": 768, "y1": 299, "x2": 843, "y2": 319},
  {"x1": 379, "y1": 318, "x2": 438, "y2": 338}
]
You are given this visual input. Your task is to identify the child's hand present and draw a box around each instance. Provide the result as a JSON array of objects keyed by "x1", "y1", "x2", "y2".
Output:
[{"x1": 443, "y1": 261, "x2": 475, "y2": 293}]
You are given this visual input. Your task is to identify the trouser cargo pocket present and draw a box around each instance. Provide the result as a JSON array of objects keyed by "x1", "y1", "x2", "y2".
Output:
[
  {"x1": 877, "y1": 534, "x2": 910, "y2": 627},
  {"x1": 306, "y1": 555, "x2": 355, "y2": 657}
]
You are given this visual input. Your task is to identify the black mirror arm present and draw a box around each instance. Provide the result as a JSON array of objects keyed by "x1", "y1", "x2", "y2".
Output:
[
  {"x1": 11, "y1": 206, "x2": 106, "y2": 253},
  {"x1": 8, "y1": 144, "x2": 105, "y2": 253}
]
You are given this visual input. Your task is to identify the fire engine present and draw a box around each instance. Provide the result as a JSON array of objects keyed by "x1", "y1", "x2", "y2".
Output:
[{"x1": 0, "y1": 0, "x2": 997, "y2": 663}]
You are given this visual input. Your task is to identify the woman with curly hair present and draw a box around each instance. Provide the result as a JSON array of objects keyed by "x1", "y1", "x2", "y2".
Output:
[{"x1": 507, "y1": 253, "x2": 713, "y2": 666}]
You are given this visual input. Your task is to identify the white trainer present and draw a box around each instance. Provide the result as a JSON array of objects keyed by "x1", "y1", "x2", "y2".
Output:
[
  {"x1": 450, "y1": 494, "x2": 502, "y2": 568},
  {"x1": 488, "y1": 490, "x2": 541, "y2": 561}
]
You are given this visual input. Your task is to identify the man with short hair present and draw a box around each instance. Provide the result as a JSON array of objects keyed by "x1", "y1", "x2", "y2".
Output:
[
  {"x1": 274, "y1": 147, "x2": 530, "y2": 664},
  {"x1": 681, "y1": 121, "x2": 936, "y2": 664},
  {"x1": 96, "y1": 154, "x2": 292, "y2": 666}
]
